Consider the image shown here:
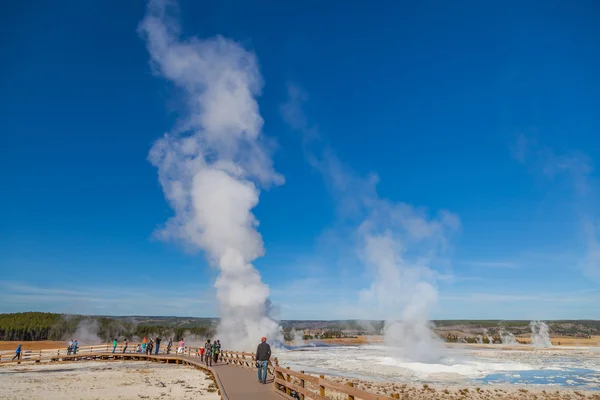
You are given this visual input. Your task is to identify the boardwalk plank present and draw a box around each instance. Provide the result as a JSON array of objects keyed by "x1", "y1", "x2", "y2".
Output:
[{"x1": 211, "y1": 363, "x2": 281, "y2": 400}]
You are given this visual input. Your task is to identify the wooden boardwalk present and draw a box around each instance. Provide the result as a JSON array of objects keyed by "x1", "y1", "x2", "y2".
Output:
[
  {"x1": 210, "y1": 362, "x2": 280, "y2": 400},
  {"x1": 0, "y1": 351, "x2": 284, "y2": 400},
  {"x1": 1, "y1": 347, "x2": 397, "y2": 399}
]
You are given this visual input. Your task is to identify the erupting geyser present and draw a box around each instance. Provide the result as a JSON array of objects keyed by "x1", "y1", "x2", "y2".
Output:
[
  {"x1": 358, "y1": 204, "x2": 460, "y2": 363},
  {"x1": 280, "y1": 82, "x2": 462, "y2": 364},
  {"x1": 140, "y1": 0, "x2": 283, "y2": 350}
]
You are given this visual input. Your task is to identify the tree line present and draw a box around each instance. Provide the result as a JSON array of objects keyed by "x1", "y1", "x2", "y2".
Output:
[{"x1": 0, "y1": 312, "x2": 214, "y2": 342}]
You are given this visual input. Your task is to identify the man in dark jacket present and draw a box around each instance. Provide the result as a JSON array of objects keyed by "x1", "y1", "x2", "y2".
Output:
[
  {"x1": 155, "y1": 337, "x2": 161, "y2": 355},
  {"x1": 256, "y1": 337, "x2": 271, "y2": 384}
]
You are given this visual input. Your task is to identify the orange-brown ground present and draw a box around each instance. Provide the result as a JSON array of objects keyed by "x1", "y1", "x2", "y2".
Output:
[
  {"x1": 3, "y1": 335, "x2": 599, "y2": 351},
  {"x1": 4, "y1": 336, "x2": 598, "y2": 352},
  {"x1": 518, "y1": 336, "x2": 600, "y2": 346},
  {"x1": 0, "y1": 341, "x2": 67, "y2": 351}
]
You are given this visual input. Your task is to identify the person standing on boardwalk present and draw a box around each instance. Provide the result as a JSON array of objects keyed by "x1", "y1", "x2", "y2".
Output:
[
  {"x1": 72, "y1": 340, "x2": 78, "y2": 355},
  {"x1": 155, "y1": 336, "x2": 161, "y2": 355},
  {"x1": 142, "y1": 337, "x2": 147, "y2": 354},
  {"x1": 203, "y1": 339, "x2": 211, "y2": 364},
  {"x1": 213, "y1": 340, "x2": 220, "y2": 364},
  {"x1": 122, "y1": 338, "x2": 128, "y2": 354},
  {"x1": 166, "y1": 337, "x2": 172, "y2": 354},
  {"x1": 256, "y1": 337, "x2": 271, "y2": 384},
  {"x1": 204, "y1": 340, "x2": 213, "y2": 366},
  {"x1": 112, "y1": 338, "x2": 118, "y2": 353},
  {"x1": 67, "y1": 339, "x2": 73, "y2": 355},
  {"x1": 12, "y1": 344, "x2": 22, "y2": 361},
  {"x1": 177, "y1": 338, "x2": 184, "y2": 355},
  {"x1": 147, "y1": 338, "x2": 154, "y2": 355}
]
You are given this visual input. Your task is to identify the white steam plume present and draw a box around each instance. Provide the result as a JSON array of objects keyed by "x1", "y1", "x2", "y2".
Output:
[
  {"x1": 358, "y1": 203, "x2": 459, "y2": 362},
  {"x1": 280, "y1": 84, "x2": 460, "y2": 362},
  {"x1": 513, "y1": 134, "x2": 599, "y2": 280},
  {"x1": 68, "y1": 319, "x2": 102, "y2": 345},
  {"x1": 530, "y1": 320, "x2": 552, "y2": 348},
  {"x1": 483, "y1": 329, "x2": 494, "y2": 345},
  {"x1": 290, "y1": 328, "x2": 305, "y2": 346},
  {"x1": 499, "y1": 328, "x2": 518, "y2": 345},
  {"x1": 139, "y1": 0, "x2": 283, "y2": 351}
]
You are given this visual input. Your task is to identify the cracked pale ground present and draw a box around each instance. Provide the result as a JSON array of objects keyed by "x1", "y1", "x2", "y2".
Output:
[{"x1": 0, "y1": 361, "x2": 220, "y2": 400}]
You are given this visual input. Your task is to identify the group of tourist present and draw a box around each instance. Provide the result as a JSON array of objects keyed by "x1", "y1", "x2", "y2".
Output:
[
  {"x1": 64, "y1": 337, "x2": 182, "y2": 355},
  {"x1": 8, "y1": 336, "x2": 273, "y2": 387},
  {"x1": 112, "y1": 338, "x2": 128, "y2": 353},
  {"x1": 66, "y1": 339, "x2": 79, "y2": 355},
  {"x1": 198, "y1": 339, "x2": 222, "y2": 366},
  {"x1": 137, "y1": 336, "x2": 170, "y2": 355}
]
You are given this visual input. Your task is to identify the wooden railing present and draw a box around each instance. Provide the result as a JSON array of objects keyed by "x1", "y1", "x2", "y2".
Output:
[
  {"x1": 1, "y1": 345, "x2": 402, "y2": 399},
  {"x1": 201, "y1": 349, "x2": 399, "y2": 400},
  {"x1": 0, "y1": 343, "x2": 205, "y2": 362},
  {"x1": 0, "y1": 348, "x2": 229, "y2": 400},
  {"x1": 0, "y1": 344, "x2": 122, "y2": 362},
  {"x1": 272, "y1": 360, "x2": 399, "y2": 400},
  {"x1": 219, "y1": 350, "x2": 277, "y2": 375}
]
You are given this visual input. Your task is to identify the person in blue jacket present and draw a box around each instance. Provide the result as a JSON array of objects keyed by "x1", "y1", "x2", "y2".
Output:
[{"x1": 12, "y1": 344, "x2": 22, "y2": 361}]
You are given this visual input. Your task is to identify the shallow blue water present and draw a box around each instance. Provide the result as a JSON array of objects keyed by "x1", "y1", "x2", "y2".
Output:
[{"x1": 479, "y1": 368, "x2": 600, "y2": 389}]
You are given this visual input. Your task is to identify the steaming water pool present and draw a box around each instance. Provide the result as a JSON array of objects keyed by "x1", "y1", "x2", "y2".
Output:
[{"x1": 275, "y1": 344, "x2": 600, "y2": 390}]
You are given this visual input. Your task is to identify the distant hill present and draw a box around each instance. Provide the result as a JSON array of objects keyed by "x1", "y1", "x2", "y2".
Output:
[
  {"x1": 281, "y1": 319, "x2": 600, "y2": 340},
  {"x1": 0, "y1": 313, "x2": 216, "y2": 342},
  {"x1": 1, "y1": 312, "x2": 598, "y2": 342}
]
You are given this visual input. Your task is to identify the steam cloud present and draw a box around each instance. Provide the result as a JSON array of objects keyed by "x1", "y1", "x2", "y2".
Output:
[
  {"x1": 68, "y1": 319, "x2": 103, "y2": 345},
  {"x1": 140, "y1": 0, "x2": 283, "y2": 350},
  {"x1": 358, "y1": 200, "x2": 460, "y2": 362},
  {"x1": 290, "y1": 328, "x2": 306, "y2": 346},
  {"x1": 513, "y1": 134, "x2": 599, "y2": 280},
  {"x1": 281, "y1": 84, "x2": 460, "y2": 362},
  {"x1": 530, "y1": 320, "x2": 552, "y2": 348},
  {"x1": 499, "y1": 328, "x2": 518, "y2": 345}
]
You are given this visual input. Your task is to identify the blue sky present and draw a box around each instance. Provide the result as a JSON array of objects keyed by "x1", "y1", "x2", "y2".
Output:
[{"x1": 1, "y1": 0, "x2": 599, "y2": 320}]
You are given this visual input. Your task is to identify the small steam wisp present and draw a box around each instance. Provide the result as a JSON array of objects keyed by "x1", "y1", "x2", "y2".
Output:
[
  {"x1": 290, "y1": 329, "x2": 306, "y2": 346},
  {"x1": 499, "y1": 329, "x2": 518, "y2": 345},
  {"x1": 530, "y1": 321, "x2": 552, "y2": 348},
  {"x1": 140, "y1": 0, "x2": 283, "y2": 350},
  {"x1": 67, "y1": 319, "x2": 103, "y2": 345}
]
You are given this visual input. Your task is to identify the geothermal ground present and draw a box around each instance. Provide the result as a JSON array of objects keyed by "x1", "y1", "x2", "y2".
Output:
[
  {"x1": 275, "y1": 343, "x2": 600, "y2": 397},
  {"x1": 0, "y1": 361, "x2": 220, "y2": 400},
  {"x1": 1, "y1": 342, "x2": 599, "y2": 399}
]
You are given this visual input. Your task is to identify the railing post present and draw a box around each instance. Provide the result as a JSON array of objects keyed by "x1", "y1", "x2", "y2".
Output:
[
  {"x1": 347, "y1": 382, "x2": 355, "y2": 400},
  {"x1": 273, "y1": 359, "x2": 279, "y2": 389},
  {"x1": 300, "y1": 370, "x2": 305, "y2": 400},
  {"x1": 286, "y1": 366, "x2": 291, "y2": 396},
  {"x1": 319, "y1": 375, "x2": 325, "y2": 397}
]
